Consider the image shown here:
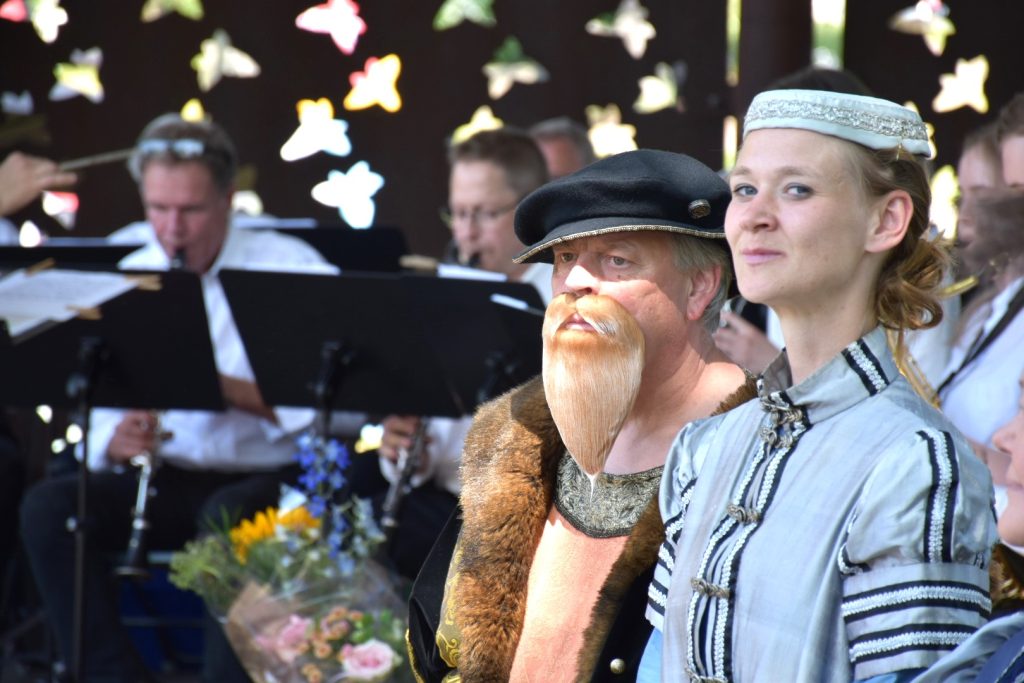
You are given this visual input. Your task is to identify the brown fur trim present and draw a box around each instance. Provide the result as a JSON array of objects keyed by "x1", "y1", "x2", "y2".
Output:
[
  {"x1": 454, "y1": 377, "x2": 563, "y2": 682},
  {"x1": 454, "y1": 375, "x2": 758, "y2": 681},
  {"x1": 573, "y1": 377, "x2": 758, "y2": 679}
]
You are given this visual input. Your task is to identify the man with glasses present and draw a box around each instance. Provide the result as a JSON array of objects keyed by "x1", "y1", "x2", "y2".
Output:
[
  {"x1": 19, "y1": 113, "x2": 335, "y2": 683},
  {"x1": 372, "y1": 128, "x2": 551, "y2": 581}
]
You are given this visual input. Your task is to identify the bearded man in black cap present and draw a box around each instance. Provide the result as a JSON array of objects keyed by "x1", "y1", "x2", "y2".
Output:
[{"x1": 407, "y1": 149, "x2": 755, "y2": 682}]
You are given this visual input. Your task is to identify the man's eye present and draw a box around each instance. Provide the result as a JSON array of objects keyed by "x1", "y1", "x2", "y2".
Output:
[{"x1": 609, "y1": 255, "x2": 628, "y2": 266}]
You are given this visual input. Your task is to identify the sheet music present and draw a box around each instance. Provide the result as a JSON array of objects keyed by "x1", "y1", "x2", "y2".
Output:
[
  {"x1": 0, "y1": 268, "x2": 138, "y2": 340},
  {"x1": 436, "y1": 263, "x2": 507, "y2": 282}
]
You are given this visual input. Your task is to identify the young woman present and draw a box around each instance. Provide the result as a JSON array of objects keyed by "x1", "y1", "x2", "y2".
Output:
[{"x1": 639, "y1": 89, "x2": 997, "y2": 682}]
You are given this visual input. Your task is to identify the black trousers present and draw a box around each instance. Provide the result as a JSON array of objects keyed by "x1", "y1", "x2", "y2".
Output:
[{"x1": 19, "y1": 462, "x2": 299, "y2": 683}]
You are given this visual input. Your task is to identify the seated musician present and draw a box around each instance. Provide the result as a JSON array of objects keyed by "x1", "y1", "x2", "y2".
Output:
[
  {"x1": 19, "y1": 113, "x2": 334, "y2": 683},
  {"x1": 371, "y1": 128, "x2": 552, "y2": 580}
]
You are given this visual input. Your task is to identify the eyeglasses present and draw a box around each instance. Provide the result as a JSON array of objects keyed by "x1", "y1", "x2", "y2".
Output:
[
  {"x1": 440, "y1": 200, "x2": 519, "y2": 228},
  {"x1": 136, "y1": 138, "x2": 209, "y2": 159}
]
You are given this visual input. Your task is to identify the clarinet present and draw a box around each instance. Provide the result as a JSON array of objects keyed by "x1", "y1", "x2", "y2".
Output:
[
  {"x1": 114, "y1": 437, "x2": 158, "y2": 579},
  {"x1": 379, "y1": 419, "x2": 429, "y2": 544},
  {"x1": 115, "y1": 247, "x2": 185, "y2": 579}
]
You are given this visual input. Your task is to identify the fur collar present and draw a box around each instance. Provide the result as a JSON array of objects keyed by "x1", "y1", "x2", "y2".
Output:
[{"x1": 452, "y1": 375, "x2": 756, "y2": 681}]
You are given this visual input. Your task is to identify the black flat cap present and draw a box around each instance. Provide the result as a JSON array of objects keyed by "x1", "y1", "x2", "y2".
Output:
[{"x1": 513, "y1": 149, "x2": 730, "y2": 263}]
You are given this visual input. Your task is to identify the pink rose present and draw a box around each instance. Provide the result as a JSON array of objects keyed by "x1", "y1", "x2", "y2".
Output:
[
  {"x1": 340, "y1": 639, "x2": 397, "y2": 681},
  {"x1": 255, "y1": 614, "x2": 313, "y2": 664}
]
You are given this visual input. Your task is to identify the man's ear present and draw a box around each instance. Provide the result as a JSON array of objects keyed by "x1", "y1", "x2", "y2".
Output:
[
  {"x1": 686, "y1": 265, "x2": 721, "y2": 322},
  {"x1": 866, "y1": 190, "x2": 912, "y2": 254}
]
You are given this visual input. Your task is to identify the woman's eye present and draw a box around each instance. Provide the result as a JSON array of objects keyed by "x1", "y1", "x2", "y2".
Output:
[
  {"x1": 731, "y1": 184, "x2": 755, "y2": 197},
  {"x1": 786, "y1": 184, "x2": 812, "y2": 197}
]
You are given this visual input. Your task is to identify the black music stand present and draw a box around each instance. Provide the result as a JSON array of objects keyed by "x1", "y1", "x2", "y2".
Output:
[
  {"x1": 220, "y1": 268, "x2": 543, "y2": 565},
  {"x1": 254, "y1": 225, "x2": 408, "y2": 273},
  {"x1": 0, "y1": 269, "x2": 223, "y2": 683},
  {"x1": 218, "y1": 269, "x2": 543, "y2": 424},
  {"x1": 0, "y1": 243, "x2": 144, "y2": 273}
]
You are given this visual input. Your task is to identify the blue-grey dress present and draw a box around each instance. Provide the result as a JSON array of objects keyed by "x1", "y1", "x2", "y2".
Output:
[{"x1": 646, "y1": 327, "x2": 997, "y2": 682}]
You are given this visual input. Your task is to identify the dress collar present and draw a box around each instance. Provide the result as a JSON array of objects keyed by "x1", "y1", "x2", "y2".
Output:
[{"x1": 757, "y1": 326, "x2": 898, "y2": 426}]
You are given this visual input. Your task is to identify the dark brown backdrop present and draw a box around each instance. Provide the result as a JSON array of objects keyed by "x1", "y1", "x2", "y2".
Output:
[{"x1": 1, "y1": 1, "x2": 1021, "y2": 258}]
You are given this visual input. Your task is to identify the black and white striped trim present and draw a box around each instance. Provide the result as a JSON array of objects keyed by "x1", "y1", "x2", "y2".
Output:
[
  {"x1": 687, "y1": 400, "x2": 808, "y2": 680},
  {"x1": 648, "y1": 481, "x2": 696, "y2": 619},
  {"x1": 919, "y1": 430, "x2": 959, "y2": 563},
  {"x1": 842, "y1": 580, "x2": 991, "y2": 624},
  {"x1": 849, "y1": 624, "x2": 977, "y2": 664},
  {"x1": 838, "y1": 542, "x2": 870, "y2": 576},
  {"x1": 842, "y1": 339, "x2": 889, "y2": 395}
]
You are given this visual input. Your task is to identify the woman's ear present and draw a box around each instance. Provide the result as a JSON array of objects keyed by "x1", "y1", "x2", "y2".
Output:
[
  {"x1": 686, "y1": 264, "x2": 721, "y2": 322},
  {"x1": 866, "y1": 190, "x2": 912, "y2": 254}
]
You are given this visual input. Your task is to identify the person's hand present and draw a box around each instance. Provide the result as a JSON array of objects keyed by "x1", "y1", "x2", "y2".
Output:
[
  {"x1": 379, "y1": 415, "x2": 426, "y2": 464},
  {"x1": 107, "y1": 410, "x2": 166, "y2": 464},
  {"x1": 0, "y1": 151, "x2": 77, "y2": 216},
  {"x1": 713, "y1": 310, "x2": 780, "y2": 374}
]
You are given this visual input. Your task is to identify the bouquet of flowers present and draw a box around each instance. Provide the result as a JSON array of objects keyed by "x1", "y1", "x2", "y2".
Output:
[{"x1": 170, "y1": 432, "x2": 413, "y2": 682}]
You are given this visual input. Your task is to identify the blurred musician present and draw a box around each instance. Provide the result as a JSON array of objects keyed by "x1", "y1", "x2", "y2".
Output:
[
  {"x1": 371, "y1": 128, "x2": 551, "y2": 580},
  {"x1": 18, "y1": 113, "x2": 334, "y2": 683}
]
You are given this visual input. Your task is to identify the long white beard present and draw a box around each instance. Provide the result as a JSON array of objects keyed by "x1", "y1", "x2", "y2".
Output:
[{"x1": 542, "y1": 293, "x2": 645, "y2": 483}]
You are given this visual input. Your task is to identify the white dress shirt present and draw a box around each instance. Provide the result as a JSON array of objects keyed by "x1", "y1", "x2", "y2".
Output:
[{"x1": 86, "y1": 224, "x2": 337, "y2": 472}]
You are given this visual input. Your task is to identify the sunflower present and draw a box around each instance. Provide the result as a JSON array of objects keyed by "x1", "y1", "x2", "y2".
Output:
[{"x1": 230, "y1": 506, "x2": 321, "y2": 563}]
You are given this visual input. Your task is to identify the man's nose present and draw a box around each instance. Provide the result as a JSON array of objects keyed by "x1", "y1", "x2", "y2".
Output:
[{"x1": 563, "y1": 263, "x2": 598, "y2": 294}]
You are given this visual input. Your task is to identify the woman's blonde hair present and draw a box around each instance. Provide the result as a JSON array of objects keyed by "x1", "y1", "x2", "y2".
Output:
[{"x1": 840, "y1": 145, "x2": 949, "y2": 333}]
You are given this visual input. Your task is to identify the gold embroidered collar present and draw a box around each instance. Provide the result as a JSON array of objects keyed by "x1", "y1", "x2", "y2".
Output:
[{"x1": 553, "y1": 452, "x2": 662, "y2": 538}]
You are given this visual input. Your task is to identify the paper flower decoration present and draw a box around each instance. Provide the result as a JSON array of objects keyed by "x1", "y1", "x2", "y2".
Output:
[
  {"x1": 27, "y1": 0, "x2": 67, "y2": 43},
  {"x1": 42, "y1": 190, "x2": 78, "y2": 229},
  {"x1": 433, "y1": 0, "x2": 495, "y2": 30},
  {"x1": 281, "y1": 98, "x2": 353, "y2": 161},
  {"x1": 634, "y1": 61, "x2": 686, "y2": 114},
  {"x1": 482, "y1": 37, "x2": 548, "y2": 100},
  {"x1": 0, "y1": 0, "x2": 26, "y2": 22},
  {"x1": 311, "y1": 161, "x2": 384, "y2": 229},
  {"x1": 451, "y1": 105, "x2": 504, "y2": 144},
  {"x1": 343, "y1": 54, "x2": 402, "y2": 113},
  {"x1": 232, "y1": 190, "x2": 264, "y2": 216},
  {"x1": 49, "y1": 47, "x2": 104, "y2": 103},
  {"x1": 180, "y1": 98, "x2": 206, "y2": 121},
  {"x1": 191, "y1": 29, "x2": 261, "y2": 92},
  {"x1": 933, "y1": 55, "x2": 989, "y2": 114},
  {"x1": 19, "y1": 220, "x2": 43, "y2": 247},
  {"x1": 295, "y1": 0, "x2": 366, "y2": 55},
  {"x1": 2, "y1": 90, "x2": 33, "y2": 115},
  {"x1": 888, "y1": 0, "x2": 954, "y2": 57},
  {"x1": 140, "y1": 0, "x2": 203, "y2": 22},
  {"x1": 586, "y1": 0, "x2": 655, "y2": 60},
  {"x1": 929, "y1": 164, "x2": 958, "y2": 241},
  {"x1": 586, "y1": 103, "x2": 637, "y2": 157}
]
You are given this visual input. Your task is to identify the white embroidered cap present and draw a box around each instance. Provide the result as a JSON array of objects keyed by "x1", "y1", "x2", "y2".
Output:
[{"x1": 743, "y1": 89, "x2": 931, "y2": 158}]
